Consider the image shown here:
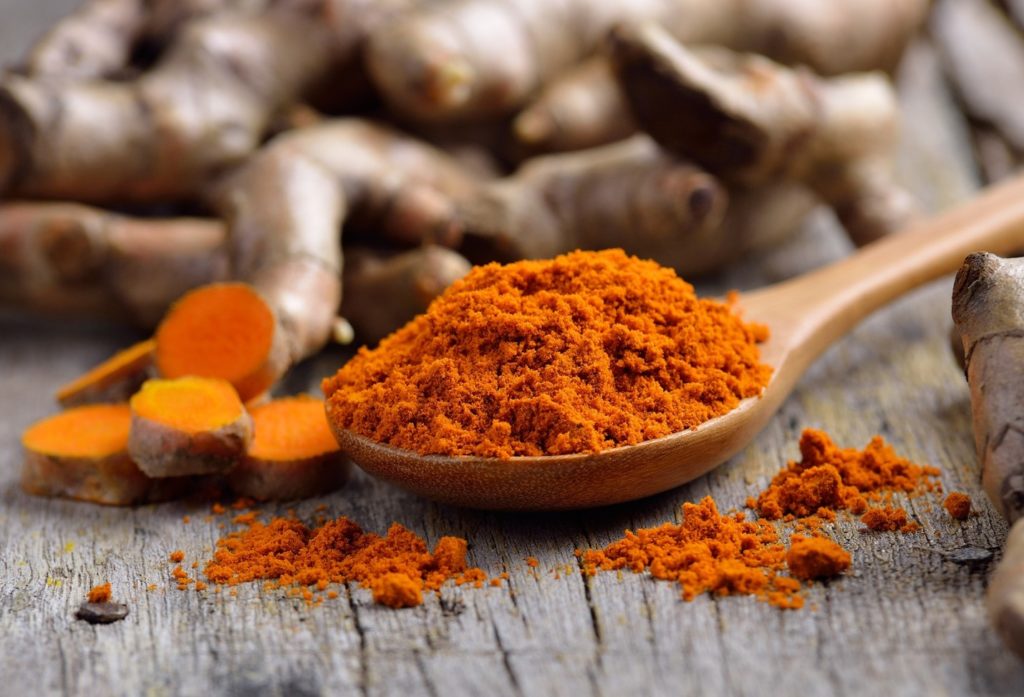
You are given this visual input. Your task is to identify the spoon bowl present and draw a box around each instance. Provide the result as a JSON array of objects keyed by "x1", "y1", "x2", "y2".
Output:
[{"x1": 333, "y1": 175, "x2": 1024, "y2": 510}]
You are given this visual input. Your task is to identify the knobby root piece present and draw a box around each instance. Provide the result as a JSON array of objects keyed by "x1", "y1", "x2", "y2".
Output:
[
  {"x1": 228, "y1": 395, "x2": 350, "y2": 501},
  {"x1": 366, "y1": 0, "x2": 927, "y2": 122},
  {"x1": 128, "y1": 377, "x2": 252, "y2": 477},
  {"x1": 952, "y1": 252, "x2": 1024, "y2": 659},
  {"x1": 0, "y1": 202, "x2": 227, "y2": 326},
  {"x1": 989, "y1": 519, "x2": 1024, "y2": 660},
  {"x1": 24, "y1": 0, "x2": 147, "y2": 79},
  {"x1": 932, "y1": 0, "x2": 1024, "y2": 151},
  {"x1": 154, "y1": 283, "x2": 287, "y2": 401},
  {"x1": 457, "y1": 135, "x2": 815, "y2": 276},
  {"x1": 55, "y1": 338, "x2": 155, "y2": 408},
  {"x1": 1, "y1": 11, "x2": 332, "y2": 202},
  {"x1": 342, "y1": 245, "x2": 472, "y2": 345},
  {"x1": 512, "y1": 58, "x2": 634, "y2": 155},
  {"x1": 208, "y1": 119, "x2": 477, "y2": 381},
  {"x1": 21, "y1": 403, "x2": 186, "y2": 505},
  {"x1": 610, "y1": 23, "x2": 918, "y2": 246}
]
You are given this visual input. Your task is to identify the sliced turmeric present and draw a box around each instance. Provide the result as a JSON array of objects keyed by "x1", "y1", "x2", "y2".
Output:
[
  {"x1": 55, "y1": 339, "x2": 155, "y2": 408},
  {"x1": 128, "y1": 377, "x2": 252, "y2": 477},
  {"x1": 228, "y1": 396, "x2": 350, "y2": 501},
  {"x1": 21, "y1": 403, "x2": 185, "y2": 505},
  {"x1": 154, "y1": 283, "x2": 286, "y2": 402}
]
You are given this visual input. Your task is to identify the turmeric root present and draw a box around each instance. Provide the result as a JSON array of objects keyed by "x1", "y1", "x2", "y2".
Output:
[
  {"x1": 609, "y1": 23, "x2": 918, "y2": 247},
  {"x1": 512, "y1": 58, "x2": 634, "y2": 155},
  {"x1": 342, "y1": 245, "x2": 472, "y2": 345},
  {"x1": 0, "y1": 202, "x2": 227, "y2": 326},
  {"x1": 455, "y1": 135, "x2": 815, "y2": 275},
  {"x1": 206, "y1": 119, "x2": 476, "y2": 384},
  {"x1": 154, "y1": 284, "x2": 287, "y2": 402},
  {"x1": 55, "y1": 338, "x2": 155, "y2": 408},
  {"x1": 952, "y1": 252, "x2": 1024, "y2": 658},
  {"x1": 366, "y1": 0, "x2": 928, "y2": 122},
  {"x1": 128, "y1": 376, "x2": 252, "y2": 477},
  {"x1": 21, "y1": 403, "x2": 188, "y2": 505},
  {"x1": 228, "y1": 396, "x2": 350, "y2": 500}
]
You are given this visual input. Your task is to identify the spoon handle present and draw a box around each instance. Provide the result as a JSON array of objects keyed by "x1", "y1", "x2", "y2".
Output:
[{"x1": 752, "y1": 174, "x2": 1024, "y2": 352}]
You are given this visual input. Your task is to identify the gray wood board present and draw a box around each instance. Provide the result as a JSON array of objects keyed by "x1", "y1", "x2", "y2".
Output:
[{"x1": 2, "y1": 3, "x2": 1024, "y2": 696}]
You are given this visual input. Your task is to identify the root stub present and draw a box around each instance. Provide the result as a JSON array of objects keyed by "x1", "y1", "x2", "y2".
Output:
[
  {"x1": 155, "y1": 283, "x2": 287, "y2": 402},
  {"x1": 228, "y1": 395, "x2": 350, "y2": 501},
  {"x1": 129, "y1": 376, "x2": 252, "y2": 477},
  {"x1": 21, "y1": 403, "x2": 185, "y2": 505}
]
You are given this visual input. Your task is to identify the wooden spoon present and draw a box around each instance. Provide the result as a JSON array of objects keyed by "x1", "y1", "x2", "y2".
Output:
[{"x1": 334, "y1": 175, "x2": 1024, "y2": 510}]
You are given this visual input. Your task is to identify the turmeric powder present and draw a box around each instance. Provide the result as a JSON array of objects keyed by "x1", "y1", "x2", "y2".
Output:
[
  {"x1": 579, "y1": 497, "x2": 807, "y2": 609},
  {"x1": 786, "y1": 536, "x2": 851, "y2": 581},
  {"x1": 203, "y1": 513, "x2": 491, "y2": 608},
  {"x1": 324, "y1": 249, "x2": 771, "y2": 458},
  {"x1": 751, "y1": 429, "x2": 938, "y2": 529},
  {"x1": 87, "y1": 583, "x2": 112, "y2": 604},
  {"x1": 944, "y1": 492, "x2": 972, "y2": 520}
]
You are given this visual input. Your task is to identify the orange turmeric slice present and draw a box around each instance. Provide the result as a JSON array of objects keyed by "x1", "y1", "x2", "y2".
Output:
[
  {"x1": 154, "y1": 283, "x2": 286, "y2": 401},
  {"x1": 21, "y1": 404, "x2": 186, "y2": 505},
  {"x1": 55, "y1": 339, "x2": 155, "y2": 407},
  {"x1": 228, "y1": 395, "x2": 350, "y2": 501},
  {"x1": 129, "y1": 377, "x2": 252, "y2": 477}
]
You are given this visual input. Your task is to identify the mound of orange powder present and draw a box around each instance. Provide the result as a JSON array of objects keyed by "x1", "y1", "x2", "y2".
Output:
[{"x1": 323, "y1": 249, "x2": 771, "y2": 458}]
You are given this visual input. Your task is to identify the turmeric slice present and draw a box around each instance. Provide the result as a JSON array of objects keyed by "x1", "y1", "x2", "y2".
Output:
[
  {"x1": 21, "y1": 403, "x2": 184, "y2": 505},
  {"x1": 228, "y1": 396, "x2": 350, "y2": 501},
  {"x1": 129, "y1": 377, "x2": 252, "y2": 477},
  {"x1": 55, "y1": 339, "x2": 155, "y2": 408},
  {"x1": 154, "y1": 283, "x2": 287, "y2": 402}
]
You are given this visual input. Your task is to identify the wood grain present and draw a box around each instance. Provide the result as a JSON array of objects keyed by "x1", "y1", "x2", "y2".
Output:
[{"x1": 2, "y1": 3, "x2": 1024, "y2": 696}]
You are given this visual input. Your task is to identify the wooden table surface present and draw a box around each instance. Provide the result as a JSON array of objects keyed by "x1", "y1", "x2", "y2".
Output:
[{"x1": 3, "y1": 2, "x2": 1024, "y2": 696}]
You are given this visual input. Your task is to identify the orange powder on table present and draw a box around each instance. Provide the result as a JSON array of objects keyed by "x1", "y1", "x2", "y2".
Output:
[
  {"x1": 861, "y1": 506, "x2": 918, "y2": 532},
  {"x1": 203, "y1": 514, "x2": 491, "y2": 608},
  {"x1": 87, "y1": 583, "x2": 112, "y2": 603},
  {"x1": 750, "y1": 429, "x2": 939, "y2": 530},
  {"x1": 786, "y1": 536, "x2": 851, "y2": 580},
  {"x1": 323, "y1": 249, "x2": 771, "y2": 458},
  {"x1": 944, "y1": 492, "x2": 972, "y2": 520},
  {"x1": 579, "y1": 497, "x2": 808, "y2": 609}
]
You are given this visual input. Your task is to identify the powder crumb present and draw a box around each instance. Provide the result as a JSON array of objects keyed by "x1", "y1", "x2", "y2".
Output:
[
  {"x1": 87, "y1": 583, "x2": 112, "y2": 604},
  {"x1": 579, "y1": 497, "x2": 802, "y2": 608},
  {"x1": 786, "y1": 536, "x2": 851, "y2": 580},
  {"x1": 182, "y1": 515, "x2": 191, "y2": 524},
  {"x1": 169, "y1": 550, "x2": 185, "y2": 563},
  {"x1": 147, "y1": 584, "x2": 158, "y2": 591},
  {"x1": 233, "y1": 512, "x2": 257, "y2": 526},
  {"x1": 191, "y1": 561, "x2": 198, "y2": 569},
  {"x1": 944, "y1": 492, "x2": 972, "y2": 520},
  {"x1": 211, "y1": 503, "x2": 226, "y2": 515},
  {"x1": 525, "y1": 557, "x2": 539, "y2": 568},
  {"x1": 195, "y1": 581, "x2": 208, "y2": 592},
  {"x1": 373, "y1": 573, "x2": 422, "y2": 608},
  {"x1": 861, "y1": 506, "x2": 917, "y2": 532},
  {"x1": 202, "y1": 516, "x2": 491, "y2": 608},
  {"x1": 326, "y1": 590, "x2": 339, "y2": 600},
  {"x1": 231, "y1": 497, "x2": 254, "y2": 510}
]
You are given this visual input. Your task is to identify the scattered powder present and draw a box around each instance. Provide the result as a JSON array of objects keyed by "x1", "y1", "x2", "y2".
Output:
[
  {"x1": 87, "y1": 582, "x2": 112, "y2": 603},
  {"x1": 202, "y1": 514, "x2": 492, "y2": 608},
  {"x1": 579, "y1": 497, "x2": 807, "y2": 609},
  {"x1": 944, "y1": 492, "x2": 972, "y2": 520},
  {"x1": 786, "y1": 536, "x2": 851, "y2": 580},
  {"x1": 750, "y1": 429, "x2": 938, "y2": 530},
  {"x1": 169, "y1": 550, "x2": 184, "y2": 563},
  {"x1": 525, "y1": 557, "x2": 539, "y2": 568},
  {"x1": 861, "y1": 506, "x2": 918, "y2": 532}
]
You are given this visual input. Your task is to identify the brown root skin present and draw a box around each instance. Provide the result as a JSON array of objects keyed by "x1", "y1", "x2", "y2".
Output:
[
  {"x1": 365, "y1": 0, "x2": 927, "y2": 123},
  {"x1": 212, "y1": 119, "x2": 477, "y2": 372},
  {"x1": 342, "y1": 245, "x2": 472, "y2": 345},
  {"x1": 128, "y1": 377, "x2": 253, "y2": 477},
  {"x1": 228, "y1": 454, "x2": 351, "y2": 501},
  {"x1": 952, "y1": 252, "x2": 1024, "y2": 660},
  {"x1": 56, "y1": 339, "x2": 155, "y2": 408},
  {"x1": 456, "y1": 135, "x2": 813, "y2": 276},
  {"x1": 610, "y1": 23, "x2": 919, "y2": 247},
  {"x1": 512, "y1": 58, "x2": 635, "y2": 156},
  {"x1": 989, "y1": 519, "x2": 1024, "y2": 660},
  {"x1": 21, "y1": 449, "x2": 190, "y2": 505},
  {"x1": 1, "y1": 11, "x2": 333, "y2": 203},
  {"x1": 23, "y1": 0, "x2": 147, "y2": 79},
  {"x1": 0, "y1": 202, "x2": 227, "y2": 326}
]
